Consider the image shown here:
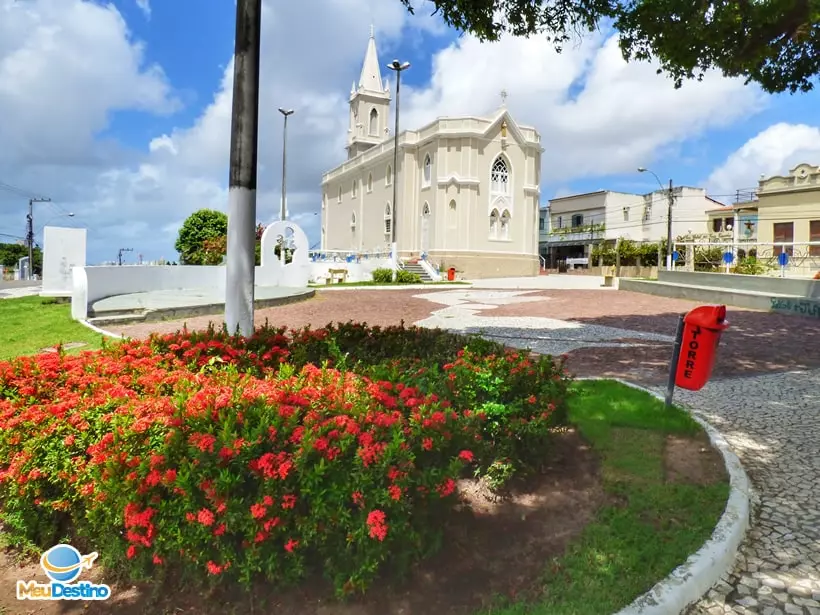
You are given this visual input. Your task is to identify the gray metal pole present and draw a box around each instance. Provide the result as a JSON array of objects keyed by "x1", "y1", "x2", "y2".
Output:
[
  {"x1": 278, "y1": 108, "x2": 293, "y2": 221},
  {"x1": 225, "y1": 0, "x2": 262, "y2": 337},
  {"x1": 665, "y1": 314, "x2": 685, "y2": 407},
  {"x1": 666, "y1": 178, "x2": 674, "y2": 271},
  {"x1": 387, "y1": 60, "x2": 409, "y2": 282}
]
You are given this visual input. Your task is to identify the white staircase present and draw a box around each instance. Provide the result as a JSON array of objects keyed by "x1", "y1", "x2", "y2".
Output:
[{"x1": 402, "y1": 261, "x2": 434, "y2": 282}]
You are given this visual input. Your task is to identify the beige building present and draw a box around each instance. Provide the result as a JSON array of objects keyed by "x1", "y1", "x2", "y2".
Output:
[
  {"x1": 320, "y1": 32, "x2": 544, "y2": 278},
  {"x1": 542, "y1": 187, "x2": 720, "y2": 266}
]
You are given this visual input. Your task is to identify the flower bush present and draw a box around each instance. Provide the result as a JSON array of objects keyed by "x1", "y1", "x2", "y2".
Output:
[{"x1": 0, "y1": 323, "x2": 570, "y2": 596}]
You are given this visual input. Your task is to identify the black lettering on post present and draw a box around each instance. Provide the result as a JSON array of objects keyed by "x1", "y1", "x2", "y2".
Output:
[
  {"x1": 689, "y1": 340, "x2": 699, "y2": 350},
  {"x1": 685, "y1": 360, "x2": 695, "y2": 369},
  {"x1": 690, "y1": 325, "x2": 702, "y2": 340},
  {"x1": 687, "y1": 350, "x2": 697, "y2": 360},
  {"x1": 684, "y1": 369, "x2": 693, "y2": 378}
]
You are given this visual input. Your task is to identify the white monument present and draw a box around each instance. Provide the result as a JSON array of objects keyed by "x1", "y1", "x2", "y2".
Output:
[
  {"x1": 259, "y1": 221, "x2": 310, "y2": 287},
  {"x1": 41, "y1": 226, "x2": 87, "y2": 297}
]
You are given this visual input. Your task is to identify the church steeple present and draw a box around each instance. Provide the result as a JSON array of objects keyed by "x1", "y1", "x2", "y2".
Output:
[{"x1": 346, "y1": 26, "x2": 391, "y2": 160}]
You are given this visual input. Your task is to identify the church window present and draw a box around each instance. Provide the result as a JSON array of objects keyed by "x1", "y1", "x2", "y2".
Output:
[
  {"x1": 384, "y1": 203, "x2": 393, "y2": 235},
  {"x1": 422, "y1": 154, "x2": 432, "y2": 187},
  {"x1": 369, "y1": 108, "x2": 379, "y2": 136},
  {"x1": 386, "y1": 164, "x2": 393, "y2": 186},
  {"x1": 500, "y1": 210, "x2": 511, "y2": 240},
  {"x1": 367, "y1": 173, "x2": 373, "y2": 193},
  {"x1": 352, "y1": 179, "x2": 358, "y2": 198},
  {"x1": 351, "y1": 212, "x2": 357, "y2": 232},
  {"x1": 489, "y1": 209, "x2": 499, "y2": 239},
  {"x1": 491, "y1": 156, "x2": 509, "y2": 194},
  {"x1": 338, "y1": 186, "x2": 343, "y2": 203}
]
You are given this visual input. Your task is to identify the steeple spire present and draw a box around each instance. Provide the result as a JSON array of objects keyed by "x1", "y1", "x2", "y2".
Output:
[{"x1": 358, "y1": 26, "x2": 385, "y2": 93}]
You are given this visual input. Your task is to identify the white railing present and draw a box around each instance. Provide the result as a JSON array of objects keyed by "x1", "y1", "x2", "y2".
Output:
[
  {"x1": 672, "y1": 241, "x2": 820, "y2": 275},
  {"x1": 308, "y1": 249, "x2": 393, "y2": 263}
]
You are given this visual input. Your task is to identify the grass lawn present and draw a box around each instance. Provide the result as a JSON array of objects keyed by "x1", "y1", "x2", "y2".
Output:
[
  {"x1": 484, "y1": 379, "x2": 730, "y2": 615},
  {"x1": 0, "y1": 296, "x2": 105, "y2": 360}
]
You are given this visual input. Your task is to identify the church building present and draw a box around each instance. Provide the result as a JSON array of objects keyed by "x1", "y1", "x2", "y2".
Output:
[{"x1": 320, "y1": 31, "x2": 544, "y2": 278}]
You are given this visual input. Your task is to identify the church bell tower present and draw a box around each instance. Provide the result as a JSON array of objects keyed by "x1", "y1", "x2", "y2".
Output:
[{"x1": 346, "y1": 26, "x2": 391, "y2": 160}]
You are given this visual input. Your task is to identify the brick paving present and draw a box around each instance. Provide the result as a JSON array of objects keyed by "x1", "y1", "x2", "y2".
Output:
[{"x1": 111, "y1": 290, "x2": 438, "y2": 339}]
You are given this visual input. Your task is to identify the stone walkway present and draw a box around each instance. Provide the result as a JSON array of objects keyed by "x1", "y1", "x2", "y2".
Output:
[{"x1": 410, "y1": 289, "x2": 820, "y2": 615}]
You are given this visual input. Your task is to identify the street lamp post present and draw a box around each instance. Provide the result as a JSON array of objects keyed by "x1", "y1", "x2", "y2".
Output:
[
  {"x1": 638, "y1": 167, "x2": 675, "y2": 271},
  {"x1": 278, "y1": 107, "x2": 294, "y2": 221},
  {"x1": 387, "y1": 59, "x2": 410, "y2": 283}
]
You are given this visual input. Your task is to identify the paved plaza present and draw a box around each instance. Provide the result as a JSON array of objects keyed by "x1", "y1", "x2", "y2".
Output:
[{"x1": 109, "y1": 284, "x2": 820, "y2": 614}]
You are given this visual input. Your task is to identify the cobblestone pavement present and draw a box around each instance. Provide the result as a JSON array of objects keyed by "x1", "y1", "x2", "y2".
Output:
[{"x1": 411, "y1": 288, "x2": 820, "y2": 615}]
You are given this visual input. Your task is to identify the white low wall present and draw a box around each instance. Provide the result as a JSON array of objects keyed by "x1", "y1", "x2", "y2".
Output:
[{"x1": 309, "y1": 258, "x2": 392, "y2": 284}]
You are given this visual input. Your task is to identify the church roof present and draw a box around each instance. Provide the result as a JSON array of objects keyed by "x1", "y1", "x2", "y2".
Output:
[{"x1": 358, "y1": 27, "x2": 385, "y2": 93}]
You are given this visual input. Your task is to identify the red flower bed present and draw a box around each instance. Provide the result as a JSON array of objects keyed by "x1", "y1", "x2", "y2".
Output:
[{"x1": 0, "y1": 324, "x2": 569, "y2": 595}]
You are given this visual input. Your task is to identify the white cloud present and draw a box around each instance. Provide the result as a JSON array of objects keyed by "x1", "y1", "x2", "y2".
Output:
[
  {"x1": 706, "y1": 123, "x2": 820, "y2": 195},
  {"x1": 135, "y1": 0, "x2": 150, "y2": 18},
  {"x1": 0, "y1": 0, "x2": 772, "y2": 263},
  {"x1": 401, "y1": 33, "x2": 766, "y2": 182}
]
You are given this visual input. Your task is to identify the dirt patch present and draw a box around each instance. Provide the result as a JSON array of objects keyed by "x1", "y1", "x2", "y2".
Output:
[
  {"x1": 664, "y1": 432, "x2": 727, "y2": 486},
  {"x1": 0, "y1": 430, "x2": 602, "y2": 615}
]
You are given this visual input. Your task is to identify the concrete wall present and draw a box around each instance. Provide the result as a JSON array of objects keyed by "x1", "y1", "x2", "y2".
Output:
[
  {"x1": 41, "y1": 226, "x2": 87, "y2": 297},
  {"x1": 658, "y1": 270, "x2": 820, "y2": 298},
  {"x1": 429, "y1": 250, "x2": 538, "y2": 279},
  {"x1": 309, "y1": 258, "x2": 392, "y2": 284}
]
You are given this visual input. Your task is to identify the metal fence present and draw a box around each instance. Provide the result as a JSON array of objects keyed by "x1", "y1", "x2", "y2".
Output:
[{"x1": 672, "y1": 241, "x2": 820, "y2": 275}]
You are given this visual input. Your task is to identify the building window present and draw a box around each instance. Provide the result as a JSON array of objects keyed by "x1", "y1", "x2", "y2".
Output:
[
  {"x1": 422, "y1": 154, "x2": 432, "y2": 187},
  {"x1": 810, "y1": 220, "x2": 820, "y2": 257},
  {"x1": 350, "y1": 212, "x2": 356, "y2": 232},
  {"x1": 352, "y1": 180, "x2": 358, "y2": 198},
  {"x1": 571, "y1": 214, "x2": 583, "y2": 228},
  {"x1": 773, "y1": 222, "x2": 794, "y2": 256},
  {"x1": 643, "y1": 204, "x2": 652, "y2": 222},
  {"x1": 623, "y1": 207, "x2": 629, "y2": 222},
  {"x1": 539, "y1": 217, "x2": 545, "y2": 231},
  {"x1": 337, "y1": 186, "x2": 342, "y2": 203},
  {"x1": 500, "y1": 210, "x2": 510, "y2": 240},
  {"x1": 556, "y1": 216, "x2": 562, "y2": 229},
  {"x1": 322, "y1": 193, "x2": 327, "y2": 210},
  {"x1": 712, "y1": 218, "x2": 723, "y2": 233},
  {"x1": 490, "y1": 156, "x2": 509, "y2": 194},
  {"x1": 449, "y1": 199, "x2": 456, "y2": 211},
  {"x1": 725, "y1": 217, "x2": 733, "y2": 230},
  {"x1": 367, "y1": 173, "x2": 373, "y2": 193},
  {"x1": 386, "y1": 165, "x2": 392, "y2": 186},
  {"x1": 384, "y1": 203, "x2": 392, "y2": 235},
  {"x1": 489, "y1": 209, "x2": 499, "y2": 238},
  {"x1": 369, "y1": 108, "x2": 378, "y2": 135}
]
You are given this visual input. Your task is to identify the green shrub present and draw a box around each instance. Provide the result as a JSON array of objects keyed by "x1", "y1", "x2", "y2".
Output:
[
  {"x1": 0, "y1": 324, "x2": 570, "y2": 597},
  {"x1": 371, "y1": 268, "x2": 393, "y2": 283},
  {"x1": 395, "y1": 269, "x2": 422, "y2": 284}
]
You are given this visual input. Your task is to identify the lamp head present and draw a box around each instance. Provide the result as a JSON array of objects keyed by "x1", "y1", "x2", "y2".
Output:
[
  {"x1": 278, "y1": 107, "x2": 294, "y2": 116},
  {"x1": 637, "y1": 167, "x2": 647, "y2": 173}
]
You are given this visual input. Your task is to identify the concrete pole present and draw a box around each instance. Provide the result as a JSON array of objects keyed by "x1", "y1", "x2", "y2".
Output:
[
  {"x1": 278, "y1": 108, "x2": 294, "y2": 221},
  {"x1": 387, "y1": 60, "x2": 410, "y2": 282},
  {"x1": 665, "y1": 179, "x2": 674, "y2": 271},
  {"x1": 225, "y1": 0, "x2": 262, "y2": 337}
]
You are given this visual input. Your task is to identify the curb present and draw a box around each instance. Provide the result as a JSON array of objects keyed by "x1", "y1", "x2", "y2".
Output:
[
  {"x1": 580, "y1": 378, "x2": 751, "y2": 615},
  {"x1": 78, "y1": 319, "x2": 125, "y2": 339}
]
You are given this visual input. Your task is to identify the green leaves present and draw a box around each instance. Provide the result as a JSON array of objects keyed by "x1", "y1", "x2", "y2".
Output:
[{"x1": 400, "y1": 0, "x2": 820, "y2": 93}]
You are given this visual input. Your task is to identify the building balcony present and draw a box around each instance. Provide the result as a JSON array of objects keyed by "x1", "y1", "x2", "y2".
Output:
[{"x1": 542, "y1": 223, "x2": 605, "y2": 244}]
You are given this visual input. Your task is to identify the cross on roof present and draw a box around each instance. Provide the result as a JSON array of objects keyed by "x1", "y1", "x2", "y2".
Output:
[{"x1": 500, "y1": 89, "x2": 508, "y2": 105}]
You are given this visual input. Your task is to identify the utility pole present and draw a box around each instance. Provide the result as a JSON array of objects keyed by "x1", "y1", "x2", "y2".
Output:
[
  {"x1": 225, "y1": 0, "x2": 262, "y2": 337},
  {"x1": 665, "y1": 179, "x2": 674, "y2": 271},
  {"x1": 387, "y1": 59, "x2": 410, "y2": 282},
  {"x1": 27, "y1": 197, "x2": 51, "y2": 280},
  {"x1": 118, "y1": 248, "x2": 133, "y2": 266},
  {"x1": 278, "y1": 108, "x2": 294, "y2": 221}
]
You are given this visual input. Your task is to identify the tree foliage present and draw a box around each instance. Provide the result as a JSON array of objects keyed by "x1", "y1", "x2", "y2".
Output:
[
  {"x1": 0, "y1": 243, "x2": 42, "y2": 275},
  {"x1": 174, "y1": 210, "x2": 228, "y2": 265},
  {"x1": 403, "y1": 0, "x2": 820, "y2": 93}
]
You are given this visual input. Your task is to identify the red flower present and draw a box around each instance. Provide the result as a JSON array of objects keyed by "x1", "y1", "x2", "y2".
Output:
[
  {"x1": 388, "y1": 485, "x2": 402, "y2": 501},
  {"x1": 366, "y1": 509, "x2": 389, "y2": 541},
  {"x1": 284, "y1": 539, "x2": 299, "y2": 553},
  {"x1": 436, "y1": 478, "x2": 456, "y2": 498},
  {"x1": 196, "y1": 508, "x2": 215, "y2": 526},
  {"x1": 458, "y1": 450, "x2": 474, "y2": 463},
  {"x1": 281, "y1": 494, "x2": 297, "y2": 509},
  {"x1": 126, "y1": 545, "x2": 137, "y2": 560},
  {"x1": 250, "y1": 503, "x2": 267, "y2": 519}
]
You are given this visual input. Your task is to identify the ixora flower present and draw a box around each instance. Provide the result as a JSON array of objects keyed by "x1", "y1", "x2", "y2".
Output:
[{"x1": 0, "y1": 322, "x2": 570, "y2": 596}]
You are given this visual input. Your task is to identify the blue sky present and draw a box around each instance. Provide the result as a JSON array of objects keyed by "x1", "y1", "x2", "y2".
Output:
[{"x1": 1, "y1": 0, "x2": 819, "y2": 264}]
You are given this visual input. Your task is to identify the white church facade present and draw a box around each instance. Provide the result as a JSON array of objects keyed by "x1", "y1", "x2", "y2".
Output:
[{"x1": 320, "y1": 32, "x2": 544, "y2": 278}]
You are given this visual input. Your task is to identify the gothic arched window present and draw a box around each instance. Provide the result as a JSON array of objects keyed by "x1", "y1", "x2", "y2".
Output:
[
  {"x1": 369, "y1": 108, "x2": 379, "y2": 135},
  {"x1": 491, "y1": 156, "x2": 509, "y2": 194}
]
